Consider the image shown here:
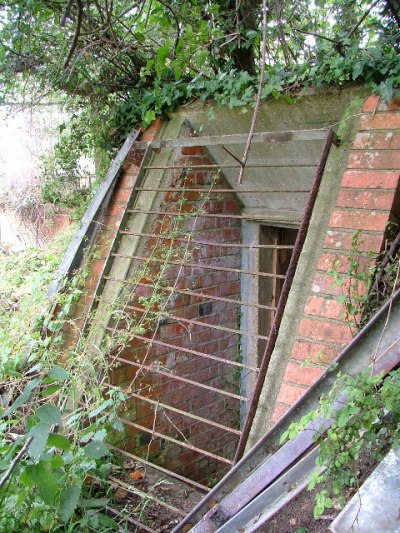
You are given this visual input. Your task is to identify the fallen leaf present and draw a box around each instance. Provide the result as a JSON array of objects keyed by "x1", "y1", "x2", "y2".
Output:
[
  {"x1": 130, "y1": 470, "x2": 145, "y2": 480},
  {"x1": 115, "y1": 487, "x2": 128, "y2": 499}
]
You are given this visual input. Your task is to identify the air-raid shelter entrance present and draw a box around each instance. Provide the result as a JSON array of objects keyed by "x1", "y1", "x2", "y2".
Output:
[{"x1": 79, "y1": 118, "x2": 338, "y2": 488}]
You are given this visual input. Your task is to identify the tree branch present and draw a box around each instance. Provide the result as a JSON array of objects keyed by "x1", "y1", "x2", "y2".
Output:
[
  {"x1": 0, "y1": 437, "x2": 33, "y2": 490},
  {"x1": 64, "y1": 0, "x2": 84, "y2": 69}
]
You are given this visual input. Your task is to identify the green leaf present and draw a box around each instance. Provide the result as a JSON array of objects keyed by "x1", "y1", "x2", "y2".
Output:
[
  {"x1": 48, "y1": 433, "x2": 71, "y2": 451},
  {"x1": 25, "y1": 461, "x2": 60, "y2": 505},
  {"x1": 88, "y1": 399, "x2": 113, "y2": 419},
  {"x1": 59, "y1": 481, "x2": 82, "y2": 522},
  {"x1": 41, "y1": 383, "x2": 62, "y2": 397},
  {"x1": 81, "y1": 497, "x2": 109, "y2": 508},
  {"x1": 2, "y1": 378, "x2": 41, "y2": 418},
  {"x1": 48, "y1": 365, "x2": 70, "y2": 381},
  {"x1": 84, "y1": 440, "x2": 109, "y2": 459},
  {"x1": 28, "y1": 423, "x2": 50, "y2": 460},
  {"x1": 36, "y1": 404, "x2": 61, "y2": 425}
]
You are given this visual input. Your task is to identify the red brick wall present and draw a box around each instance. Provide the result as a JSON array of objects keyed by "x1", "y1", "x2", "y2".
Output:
[
  {"x1": 272, "y1": 96, "x2": 400, "y2": 422},
  {"x1": 110, "y1": 144, "x2": 242, "y2": 484}
]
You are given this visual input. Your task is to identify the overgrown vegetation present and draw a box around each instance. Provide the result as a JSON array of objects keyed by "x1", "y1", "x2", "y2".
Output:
[{"x1": 0, "y1": 233, "x2": 128, "y2": 531}]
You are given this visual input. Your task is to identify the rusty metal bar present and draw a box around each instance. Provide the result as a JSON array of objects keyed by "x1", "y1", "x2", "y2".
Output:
[
  {"x1": 112, "y1": 355, "x2": 251, "y2": 402},
  {"x1": 103, "y1": 276, "x2": 278, "y2": 311},
  {"x1": 108, "y1": 475, "x2": 186, "y2": 516},
  {"x1": 127, "y1": 207, "x2": 301, "y2": 225},
  {"x1": 142, "y1": 163, "x2": 318, "y2": 170},
  {"x1": 132, "y1": 129, "x2": 328, "y2": 150},
  {"x1": 118, "y1": 418, "x2": 234, "y2": 465},
  {"x1": 108, "y1": 445, "x2": 210, "y2": 492},
  {"x1": 234, "y1": 128, "x2": 339, "y2": 462},
  {"x1": 133, "y1": 187, "x2": 310, "y2": 193},
  {"x1": 102, "y1": 299, "x2": 270, "y2": 341},
  {"x1": 111, "y1": 252, "x2": 286, "y2": 280},
  {"x1": 119, "y1": 389, "x2": 242, "y2": 436},
  {"x1": 106, "y1": 330, "x2": 258, "y2": 372},
  {"x1": 119, "y1": 230, "x2": 296, "y2": 250}
]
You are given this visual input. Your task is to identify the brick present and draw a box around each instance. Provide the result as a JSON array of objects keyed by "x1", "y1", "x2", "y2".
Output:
[
  {"x1": 284, "y1": 361, "x2": 325, "y2": 387},
  {"x1": 341, "y1": 170, "x2": 400, "y2": 189},
  {"x1": 298, "y1": 317, "x2": 353, "y2": 344},
  {"x1": 277, "y1": 383, "x2": 307, "y2": 406},
  {"x1": 317, "y1": 252, "x2": 372, "y2": 274},
  {"x1": 272, "y1": 403, "x2": 289, "y2": 424},
  {"x1": 324, "y1": 229, "x2": 384, "y2": 252},
  {"x1": 291, "y1": 340, "x2": 339, "y2": 364},
  {"x1": 304, "y1": 295, "x2": 344, "y2": 320},
  {"x1": 181, "y1": 146, "x2": 206, "y2": 156},
  {"x1": 377, "y1": 97, "x2": 400, "y2": 112},
  {"x1": 348, "y1": 150, "x2": 400, "y2": 170},
  {"x1": 336, "y1": 189, "x2": 395, "y2": 210},
  {"x1": 358, "y1": 111, "x2": 400, "y2": 131},
  {"x1": 112, "y1": 187, "x2": 131, "y2": 203},
  {"x1": 352, "y1": 132, "x2": 397, "y2": 150},
  {"x1": 311, "y1": 272, "x2": 343, "y2": 296},
  {"x1": 362, "y1": 95, "x2": 379, "y2": 113},
  {"x1": 329, "y1": 209, "x2": 389, "y2": 231},
  {"x1": 141, "y1": 118, "x2": 164, "y2": 141}
]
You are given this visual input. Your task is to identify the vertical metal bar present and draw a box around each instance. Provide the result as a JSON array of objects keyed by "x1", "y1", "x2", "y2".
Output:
[{"x1": 234, "y1": 129, "x2": 338, "y2": 462}]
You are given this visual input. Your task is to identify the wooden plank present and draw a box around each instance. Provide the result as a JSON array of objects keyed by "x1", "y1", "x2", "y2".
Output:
[{"x1": 48, "y1": 129, "x2": 140, "y2": 297}]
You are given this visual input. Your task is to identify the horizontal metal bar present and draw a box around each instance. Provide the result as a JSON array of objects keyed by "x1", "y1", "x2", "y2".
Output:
[
  {"x1": 108, "y1": 444, "x2": 210, "y2": 492},
  {"x1": 133, "y1": 187, "x2": 310, "y2": 194},
  {"x1": 119, "y1": 230, "x2": 295, "y2": 250},
  {"x1": 103, "y1": 276, "x2": 278, "y2": 311},
  {"x1": 107, "y1": 329, "x2": 258, "y2": 372},
  {"x1": 132, "y1": 130, "x2": 328, "y2": 150},
  {"x1": 133, "y1": 129, "x2": 328, "y2": 150},
  {"x1": 104, "y1": 300, "x2": 269, "y2": 341},
  {"x1": 127, "y1": 207, "x2": 299, "y2": 226},
  {"x1": 142, "y1": 163, "x2": 318, "y2": 170},
  {"x1": 108, "y1": 386, "x2": 241, "y2": 436},
  {"x1": 111, "y1": 355, "x2": 250, "y2": 402},
  {"x1": 108, "y1": 474, "x2": 186, "y2": 516},
  {"x1": 111, "y1": 252, "x2": 286, "y2": 279},
  {"x1": 118, "y1": 418, "x2": 234, "y2": 465}
]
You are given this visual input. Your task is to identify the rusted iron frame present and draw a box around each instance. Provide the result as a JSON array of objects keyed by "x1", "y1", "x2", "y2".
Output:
[
  {"x1": 111, "y1": 354, "x2": 250, "y2": 402},
  {"x1": 108, "y1": 445, "x2": 210, "y2": 492},
  {"x1": 142, "y1": 163, "x2": 318, "y2": 170},
  {"x1": 133, "y1": 187, "x2": 310, "y2": 193},
  {"x1": 132, "y1": 129, "x2": 328, "y2": 150},
  {"x1": 107, "y1": 474, "x2": 186, "y2": 516},
  {"x1": 175, "y1": 289, "x2": 400, "y2": 532},
  {"x1": 118, "y1": 418, "x2": 234, "y2": 465},
  {"x1": 101, "y1": 298, "x2": 270, "y2": 341},
  {"x1": 107, "y1": 385, "x2": 241, "y2": 436},
  {"x1": 103, "y1": 275, "x2": 278, "y2": 312},
  {"x1": 106, "y1": 329, "x2": 257, "y2": 372},
  {"x1": 234, "y1": 128, "x2": 339, "y2": 462},
  {"x1": 111, "y1": 252, "x2": 286, "y2": 280},
  {"x1": 120, "y1": 230, "x2": 296, "y2": 250}
]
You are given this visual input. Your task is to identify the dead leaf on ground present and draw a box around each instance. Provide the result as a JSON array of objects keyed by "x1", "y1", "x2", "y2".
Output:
[
  {"x1": 115, "y1": 487, "x2": 128, "y2": 499},
  {"x1": 130, "y1": 470, "x2": 145, "y2": 480}
]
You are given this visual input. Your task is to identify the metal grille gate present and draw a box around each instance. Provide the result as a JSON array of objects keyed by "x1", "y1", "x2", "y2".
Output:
[{"x1": 79, "y1": 127, "x2": 338, "y2": 529}]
